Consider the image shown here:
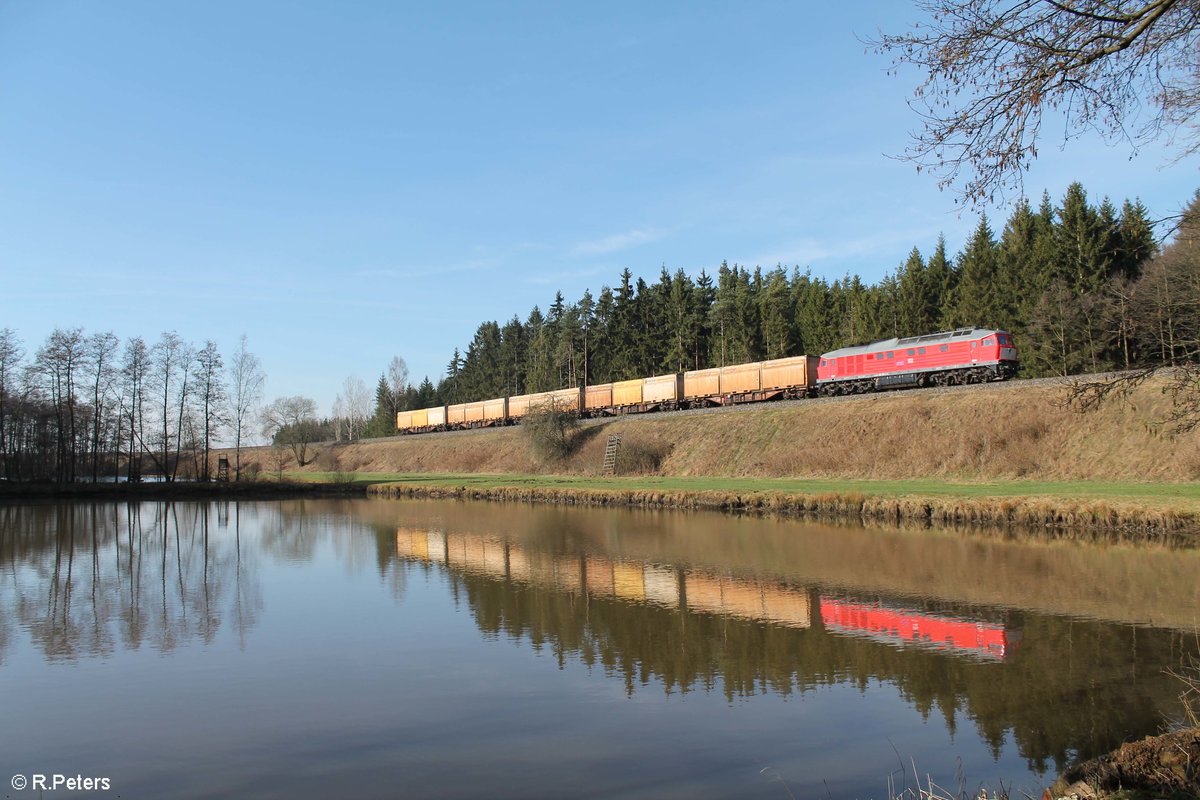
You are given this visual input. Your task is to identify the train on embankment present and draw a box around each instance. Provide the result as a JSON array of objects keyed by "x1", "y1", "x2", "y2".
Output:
[{"x1": 397, "y1": 326, "x2": 1019, "y2": 433}]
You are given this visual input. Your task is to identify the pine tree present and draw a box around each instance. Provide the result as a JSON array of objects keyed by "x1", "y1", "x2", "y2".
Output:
[
  {"x1": 442, "y1": 348, "x2": 463, "y2": 404},
  {"x1": 591, "y1": 287, "x2": 615, "y2": 382},
  {"x1": 499, "y1": 316, "x2": 527, "y2": 396},
  {"x1": 1116, "y1": 199, "x2": 1157, "y2": 280},
  {"x1": 951, "y1": 215, "x2": 998, "y2": 329},
  {"x1": 524, "y1": 306, "x2": 555, "y2": 392},
  {"x1": 793, "y1": 270, "x2": 832, "y2": 354},
  {"x1": 692, "y1": 269, "x2": 716, "y2": 369},
  {"x1": 896, "y1": 248, "x2": 928, "y2": 336},
  {"x1": 664, "y1": 269, "x2": 697, "y2": 372},
  {"x1": 759, "y1": 266, "x2": 794, "y2": 358},
  {"x1": 710, "y1": 261, "x2": 735, "y2": 366},
  {"x1": 927, "y1": 235, "x2": 954, "y2": 329},
  {"x1": 610, "y1": 269, "x2": 637, "y2": 379}
]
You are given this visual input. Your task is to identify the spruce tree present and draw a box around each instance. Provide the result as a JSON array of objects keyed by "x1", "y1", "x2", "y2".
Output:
[
  {"x1": 759, "y1": 266, "x2": 793, "y2": 359},
  {"x1": 951, "y1": 215, "x2": 999, "y2": 329}
]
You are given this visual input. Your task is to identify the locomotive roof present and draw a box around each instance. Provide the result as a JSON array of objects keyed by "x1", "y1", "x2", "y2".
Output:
[{"x1": 821, "y1": 328, "x2": 1002, "y2": 359}]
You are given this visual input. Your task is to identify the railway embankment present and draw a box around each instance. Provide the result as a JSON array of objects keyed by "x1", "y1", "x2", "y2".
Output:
[
  {"x1": 207, "y1": 375, "x2": 1200, "y2": 538},
  {"x1": 239, "y1": 376, "x2": 1200, "y2": 483}
]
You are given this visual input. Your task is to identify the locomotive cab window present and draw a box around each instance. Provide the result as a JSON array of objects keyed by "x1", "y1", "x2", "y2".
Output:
[
  {"x1": 983, "y1": 338, "x2": 994, "y2": 346},
  {"x1": 820, "y1": 359, "x2": 826, "y2": 366}
]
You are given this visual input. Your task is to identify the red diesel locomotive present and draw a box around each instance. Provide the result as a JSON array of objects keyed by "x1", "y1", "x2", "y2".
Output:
[{"x1": 816, "y1": 327, "x2": 1018, "y2": 395}]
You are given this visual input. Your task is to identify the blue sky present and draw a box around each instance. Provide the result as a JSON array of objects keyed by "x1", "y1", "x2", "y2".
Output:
[{"x1": 1, "y1": 1, "x2": 1196, "y2": 417}]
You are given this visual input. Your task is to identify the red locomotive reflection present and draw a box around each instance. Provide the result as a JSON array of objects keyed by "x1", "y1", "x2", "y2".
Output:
[{"x1": 819, "y1": 597, "x2": 1017, "y2": 660}]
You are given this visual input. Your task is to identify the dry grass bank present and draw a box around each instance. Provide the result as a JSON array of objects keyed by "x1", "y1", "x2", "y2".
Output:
[
  {"x1": 367, "y1": 482, "x2": 1200, "y2": 542},
  {"x1": 223, "y1": 378, "x2": 1200, "y2": 482}
]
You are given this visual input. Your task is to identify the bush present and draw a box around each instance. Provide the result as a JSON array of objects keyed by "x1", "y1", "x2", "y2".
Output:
[
  {"x1": 616, "y1": 438, "x2": 672, "y2": 475},
  {"x1": 522, "y1": 400, "x2": 580, "y2": 462}
]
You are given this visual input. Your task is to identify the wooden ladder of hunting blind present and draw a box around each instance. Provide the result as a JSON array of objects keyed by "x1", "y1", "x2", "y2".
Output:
[{"x1": 602, "y1": 434, "x2": 622, "y2": 476}]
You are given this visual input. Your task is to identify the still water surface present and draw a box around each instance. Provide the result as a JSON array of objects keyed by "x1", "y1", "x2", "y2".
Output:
[{"x1": 2, "y1": 499, "x2": 1198, "y2": 799}]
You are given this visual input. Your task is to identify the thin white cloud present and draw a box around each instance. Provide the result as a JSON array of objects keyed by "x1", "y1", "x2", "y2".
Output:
[
  {"x1": 750, "y1": 226, "x2": 945, "y2": 272},
  {"x1": 571, "y1": 226, "x2": 667, "y2": 257},
  {"x1": 351, "y1": 258, "x2": 498, "y2": 280},
  {"x1": 522, "y1": 265, "x2": 609, "y2": 286}
]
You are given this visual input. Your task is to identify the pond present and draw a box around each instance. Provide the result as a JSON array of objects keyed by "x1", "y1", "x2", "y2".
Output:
[{"x1": 1, "y1": 498, "x2": 1197, "y2": 799}]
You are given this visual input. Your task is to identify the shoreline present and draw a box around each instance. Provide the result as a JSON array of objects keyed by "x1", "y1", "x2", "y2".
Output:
[
  {"x1": 4, "y1": 473, "x2": 1200, "y2": 545},
  {"x1": 366, "y1": 476, "x2": 1200, "y2": 545},
  {"x1": 0, "y1": 480, "x2": 368, "y2": 502}
]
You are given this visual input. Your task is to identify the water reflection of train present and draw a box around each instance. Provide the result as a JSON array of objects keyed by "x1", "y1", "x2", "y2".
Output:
[
  {"x1": 395, "y1": 527, "x2": 1020, "y2": 660},
  {"x1": 819, "y1": 597, "x2": 1018, "y2": 661}
]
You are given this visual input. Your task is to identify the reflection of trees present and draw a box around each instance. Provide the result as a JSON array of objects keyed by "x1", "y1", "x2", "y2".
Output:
[
  {"x1": 273, "y1": 500, "x2": 406, "y2": 601},
  {"x1": 363, "y1": 498, "x2": 1200, "y2": 775},
  {"x1": 0, "y1": 499, "x2": 408, "y2": 667},
  {"x1": 0, "y1": 502, "x2": 263, "y2": 662},
  {"x1": 432, "y1": 544, "x2": 1196, "y2": 775}
]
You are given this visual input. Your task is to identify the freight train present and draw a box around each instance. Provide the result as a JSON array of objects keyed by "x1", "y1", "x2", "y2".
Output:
[{"x1": 397, "y1": 326, "x2": 1018, "y2": 433}]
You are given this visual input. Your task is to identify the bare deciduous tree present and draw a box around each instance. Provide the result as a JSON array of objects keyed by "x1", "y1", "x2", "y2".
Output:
[
  {"x1": 86, "y1": 331, "x2": 119, "y2": 482},
  {"x1": 387, "y1": 356, "x2": 409, "y2": 418},
  {"x1": 260, "y1": 395, "x2": 318, "y2": 467},
  {"x1": 874, "y1": 1, "x2": 1200, "y2": 204},
  {"x1": 121, "y1": 338, "x2": 149, "y2": 481},
  {"x1": 228, "y1": 335, "x2": 265, "y2": 481},
  {"x1": 150, "y1": 332, "x2": 193, "y2": 482},
  {"x1": 192, "y1": 340, "x2": 226, "y2": 481},
  {"x1": 342, "y1": 376, "x2": 370, "y2": 441},
  {"x1": 34, "y1": 328, "x2": 86, "y2": 483},
  {"x1": 0, "y1": 329, "x2": 24, "y2": 480}
]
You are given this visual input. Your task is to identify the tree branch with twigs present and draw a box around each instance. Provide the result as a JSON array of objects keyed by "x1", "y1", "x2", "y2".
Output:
[{"x1": 872, "y1": 0, "x2": 1200, "y2": 205}]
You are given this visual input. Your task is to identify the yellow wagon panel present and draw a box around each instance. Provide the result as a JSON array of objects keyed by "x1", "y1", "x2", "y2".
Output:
[
  {"x1": 585, "y1": 383, "x2": 613, "y2": 411},
  {"x1": 720, "y1": 362, "x2": 762, "y2": 394},
  {"x1": 683, "y1": 368, "x2": 720, "y2": 399},
  {"x1": 760, "y1": 356, "x2": 818, "y2": 391},
  {"x1": 548, "y1": 387, "x2": 582, "y2": 413},
  {"x1": 464, "y1": 401, "x2": 485, "y2": 423},
  {"x1": 427, "y1": 406, "x2": 447, "y2": 427},
  {"x1": 483, "y1": 397, "x2": 508, "y2": 421},
  {"x1": 613, "y1": 379, "x2": 643, "y2": 406},
  {"x1": 643, "y1": 373, "x2": 681, "y2": 404}
]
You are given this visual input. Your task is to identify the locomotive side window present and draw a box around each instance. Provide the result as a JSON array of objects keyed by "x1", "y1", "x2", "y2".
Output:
[
  {"x1": 918, "y1": 347, "x2": 926, "y2": 354},
  {"x1": 820, "y1": 359, "x2": 826, "y2": 366},
  {"x1": 907, "y1": 349, "x2": 915, "y2": 356},
  {"x1": 887, "y1": 352, "x2": 894, "y2": 359},
  {"x1": 939, "y1": 345, "x2": 948, "y2": 352},
  {"x1": 983, "y1": 338, "x2": 994, "y2": 346},
  {"x1": 971, "y1": 342, "x2": 978, "y2": 348}
]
